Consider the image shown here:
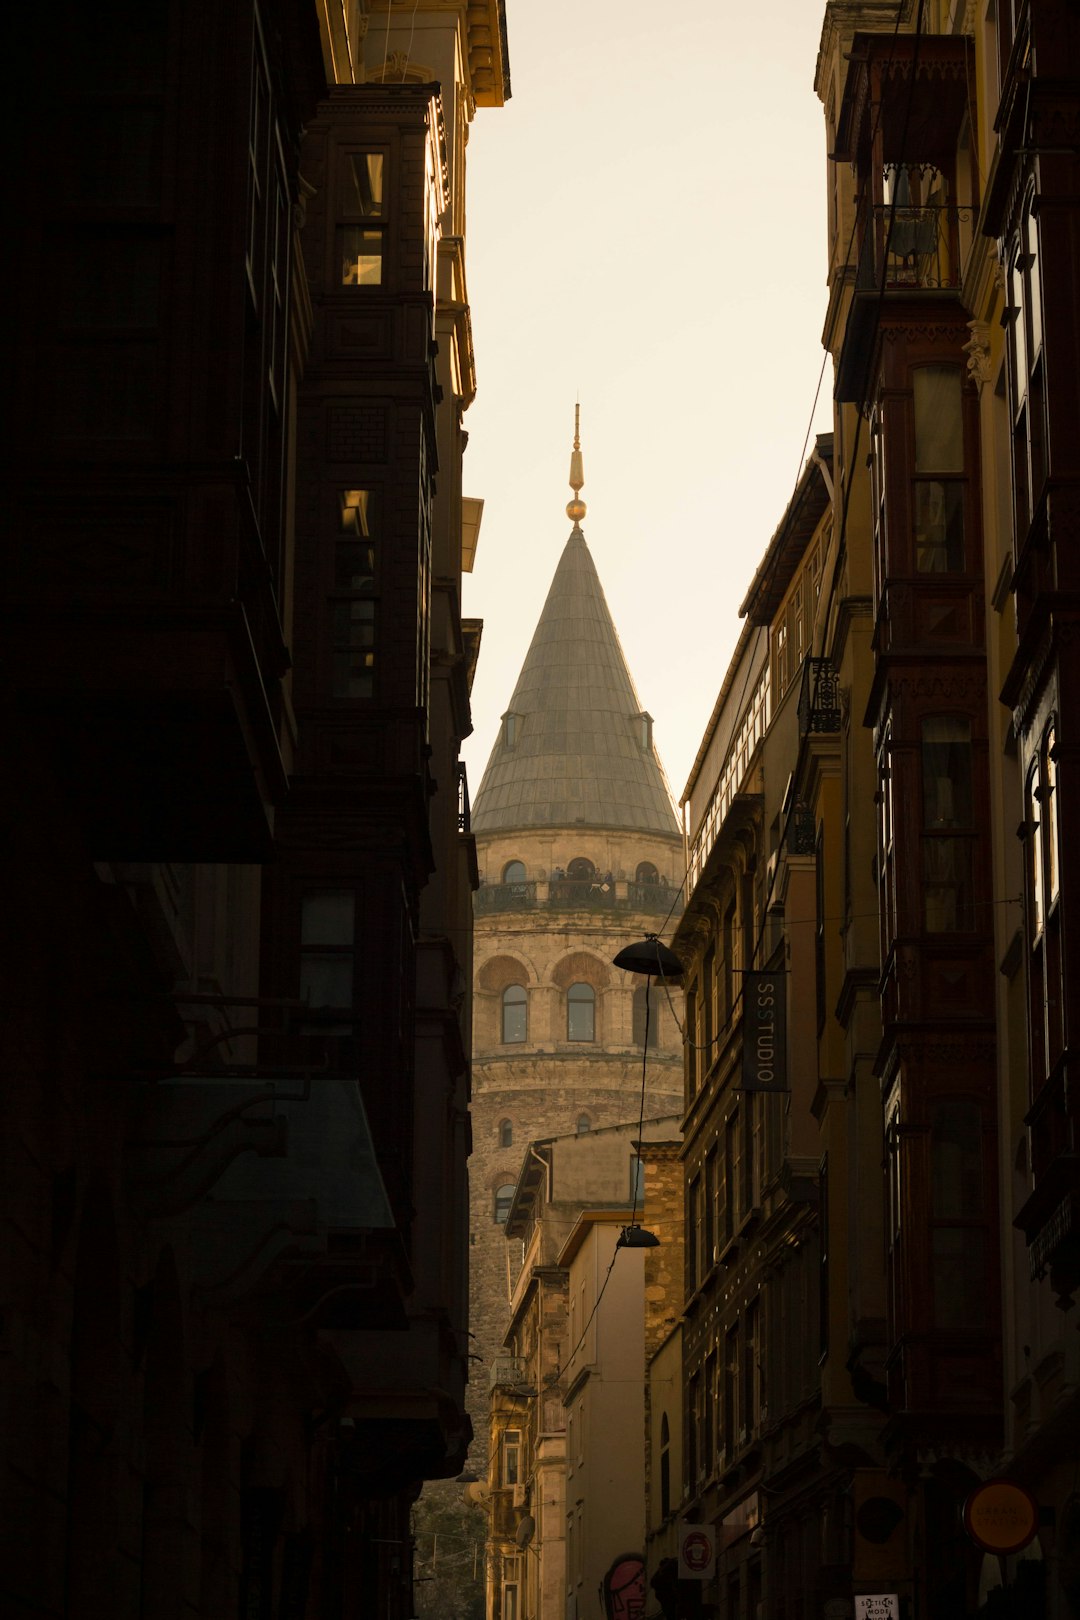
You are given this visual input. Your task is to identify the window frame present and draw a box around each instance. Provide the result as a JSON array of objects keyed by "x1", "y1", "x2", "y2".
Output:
[
  {"x1": 566, "y1": 981, "x2": 595, "y2": 1042},
  {"x1": 501, "y1": 983, "x2": 527, "y2": 1045}
]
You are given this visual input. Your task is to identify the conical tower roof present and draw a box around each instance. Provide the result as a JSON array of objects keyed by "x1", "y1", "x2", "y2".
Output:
[{"x1": 472, "y1": 419, "x2": 679, "y2": 837}]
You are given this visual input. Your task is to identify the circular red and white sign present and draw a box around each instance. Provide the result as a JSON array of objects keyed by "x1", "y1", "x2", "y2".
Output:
[{"x1": 681, "y1": 1531, "x2": 712, "y2": 1571}]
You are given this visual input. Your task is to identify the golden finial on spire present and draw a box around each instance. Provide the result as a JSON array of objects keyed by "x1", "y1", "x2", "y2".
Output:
[{"x1": 566, "y1": 401, "x2": 587, "y2": 525}]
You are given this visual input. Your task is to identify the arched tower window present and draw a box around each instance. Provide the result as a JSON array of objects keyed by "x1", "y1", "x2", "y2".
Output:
[
  {"x1": 499, "y1": 1118, "x2": 513, "y2": 1148},
  {"x1": 636, "y1": 861, "x2": 659, "y2": 885},
  {"x1": 567, "y1": 857, "x2": 595, "y2": 881},
  {"x1": 576, "y1": 1113, "x2": 591, "y2": 1135},
  {"x1": 567, "y1": 982, "x2": 595, "y2": 1041},
  {"x1": 502, "y1": 984, "x2": 527, "y2": 1044},
  {"x1": 494, "y1": 1184, "x2": 515, "y2": 1225},
  {"x1": 503, "y1": 860, "x2": 526, "y2": 884}
]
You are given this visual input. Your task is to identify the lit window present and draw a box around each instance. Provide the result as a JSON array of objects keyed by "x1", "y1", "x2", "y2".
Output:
[
  {"x1": 567, "y1": 982, "x2": 595, "y2": 1041},
  {"x1": 331, "y1": 488, "x2": 377, "y2": 698},
  {"x1": 502, "y1": 985, "x2": 527, "y2": 1044},
  {"x1": 502, "y1": 1429, "x2": 521, "y2": 1485},
  {"x1": 338, "y1": 151, "x2": 386, "y2": 286}
]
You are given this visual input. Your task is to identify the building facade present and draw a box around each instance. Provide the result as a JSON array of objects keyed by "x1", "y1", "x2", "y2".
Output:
[
  {"x1": 3, "y1": 3, "x2": 508, "y2": 1616},
  {"x1": 649, "y1": 6, "x2": 1080, "y2": 1619},
  {"x1": 487, "y1": 1121, "x2": 681, "y2": 1620}
]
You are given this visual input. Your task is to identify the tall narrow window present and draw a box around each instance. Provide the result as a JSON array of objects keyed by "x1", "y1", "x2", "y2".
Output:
[
  {"x1": 913, "y1": 366, "x2": 964, "y2": 572},
  {"x1": 921, "y1": 717, "x2": 974, "y2": 932},
  {"x1": 502, "y1": 984, "x2": 527, "y2": 1044},
  {"x1": 499, "y1": 1119, "x2": 513, "y2": 1149},
  {"x1": 494, "y1": 1185, "x2": 515, "y2": 1225},
  {"x1": 567, "y1": 982, "x2": 595, "y2": 1041},
  {"x1": 1008, "y1": 196, "x2": 1047, "y2": 540},
  {"x1": 688, "y1": 1176, "x2": 701, "y2": 1292},
  {"x1": 338, "y1": 151, "x2": 386, "y2": 286},
  {"x1": 332, "y1": 488, "x2": 377, "y2": 699},
  {"x1": 930, "y1": 1102, "x2": 988, "y2": 1330},
  {"x1": 723, "y1": 901, "x2": 737, "y2": 1026},
  {"x1": 300, "y1": 892, "x2": 355, "y2": 1016},
  {"x1": 502, "y1": 1429, "x2": 521, "y2": 1485},
  {"x1": 701, "y1": 948, "x2": 715, "y2": 1065}
]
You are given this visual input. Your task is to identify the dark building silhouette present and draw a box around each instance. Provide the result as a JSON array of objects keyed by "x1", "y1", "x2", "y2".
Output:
[{"x1": 2, "y1": 3, "x2": 509, "y2": 1616}]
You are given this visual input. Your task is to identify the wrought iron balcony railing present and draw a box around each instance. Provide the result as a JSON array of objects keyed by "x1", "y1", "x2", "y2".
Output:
[
  {"x1": 798, "y1": 658, "x2": 841, "y2": 739},
  {"x1": 473, "y1": 879, "x2": 684, "y2": 918},
  {"x1": 855, "y1": 201, "x2": 973, "y2": 295}
]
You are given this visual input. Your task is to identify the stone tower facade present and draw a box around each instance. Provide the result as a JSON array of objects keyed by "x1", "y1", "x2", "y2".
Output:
[{"x1": 466, "y1": 431, "x2": 685, "y2": 1455}]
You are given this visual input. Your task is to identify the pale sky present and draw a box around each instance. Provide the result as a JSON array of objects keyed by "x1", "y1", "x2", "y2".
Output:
[{"x1": 460, "y1": 0, "x2": 834, "y2": 811}]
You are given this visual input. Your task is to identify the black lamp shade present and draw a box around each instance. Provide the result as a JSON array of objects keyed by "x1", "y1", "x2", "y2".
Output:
[{"x1": 612, "y1": 937, "x2": 683, "y2": 979}]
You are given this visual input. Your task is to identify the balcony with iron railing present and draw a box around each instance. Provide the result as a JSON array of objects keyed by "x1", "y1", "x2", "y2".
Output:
[
  {"x1": 836, "y1": 183, "x2": 974, "y2": 402},
  {"x1": 686, "y1": 663, "x2": 771, "y2": 896},
  {"x1": 474, "y1": 877, "x2": 683, "y2": 918}
]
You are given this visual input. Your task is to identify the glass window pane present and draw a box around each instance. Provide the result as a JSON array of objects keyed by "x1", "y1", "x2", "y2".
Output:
[
  {"x1": 914, "y1": 480, "x2": 964, "y2": 572},
  {"x1": 932, "y1": 1102, "x2": 983, "y2": 1217},
  {"x1": 332, "y1": 650, "x2": 374, "y2": 699},
  {"x1": 344, "y1": 153, "x2": 384, "y2": 216},
  {"x1": 301, "y1": 891, "x2": 355, "y2": 946},
  {"x1": 567, "y1": 983, "x2": 595, "y2": 1041},
  {"x1": 932, "y1": 1228, "x2": 988, "y2": 1328},
  {"x1": 340, "y1": 489, "x2": 372, "y2": 535},
  {"x1": 335, "y1": 542, "x2": 376, "y2": 591},
  {"x1": 921, "y1": 718, "x2": 973, "y2": 827},
  {"x1": 1026, "y1": 205, "x2": 1042, "y2": 357},
  {"x1": 1045, "y1": 731, "x2": 1059, "y2": 903},
  {"x1": 1030, "y1": 764, "x2": 1045, "y2": 938},
  {"x1": 502, "y1": 986, "x2": 527, "y2": 1044},
  {"x1": 333, "y1": 600, "x2": 375, "y2": 646},
  {"x1": 339, "y1": 227, "x2": 383, "y2": 286},
  {"x1": 300, "y1": 953, "x2": 353, "y2": 1009},
  {"x1": 914, "y1": 367, "x2": 963, "y2": 473},
  {"x1": 1011, "y1": 256, "x2": 1027, "y2": 390},
  {"x1": 922, "y1": 837, "x2": 974, "y2": 932}
]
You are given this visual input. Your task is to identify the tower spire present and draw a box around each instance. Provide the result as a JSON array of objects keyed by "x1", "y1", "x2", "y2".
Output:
[{"x1": 566, "y1": 401, "x2": 587, "y2": 527}]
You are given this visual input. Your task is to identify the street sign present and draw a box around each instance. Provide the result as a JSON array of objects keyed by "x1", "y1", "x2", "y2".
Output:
[
  {"x1": 854, "y1": 1598, "x2": 899, "y2": 1620},
  {"x1": 677, "y1": 1523, "x2": 716, "y2": 1581},
  {"x1": 963, "y1": 1479, "x2": 1039, "y2": 1555}
]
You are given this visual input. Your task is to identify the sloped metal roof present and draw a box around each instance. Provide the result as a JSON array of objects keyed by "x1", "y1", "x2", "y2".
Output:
[{"x1": 471, "y1": 526, "x2": 680, "y2": 836}]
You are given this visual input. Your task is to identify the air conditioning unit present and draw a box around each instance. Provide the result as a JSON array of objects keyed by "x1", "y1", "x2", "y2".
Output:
[{"x1": 512, "y1": 1484, "x2": 527, "y2": 1508}]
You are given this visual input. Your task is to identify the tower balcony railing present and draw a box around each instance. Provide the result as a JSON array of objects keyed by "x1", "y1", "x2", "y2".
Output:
[{"x1": 474, "y1": 878, "x2": 683, "y2": 918}]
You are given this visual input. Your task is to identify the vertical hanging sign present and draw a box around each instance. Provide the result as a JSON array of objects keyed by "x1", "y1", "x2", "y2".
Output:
[{"x1": 741, "y1": 972, "x2": 788, "y2": 1093}]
